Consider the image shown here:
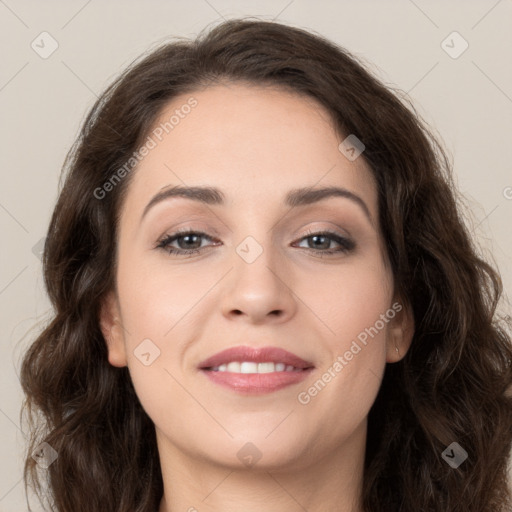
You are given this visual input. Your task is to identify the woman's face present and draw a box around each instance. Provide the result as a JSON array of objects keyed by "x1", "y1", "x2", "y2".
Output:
[{"x1": 101, "y1": 83, "x2": 413, "y2": 472}]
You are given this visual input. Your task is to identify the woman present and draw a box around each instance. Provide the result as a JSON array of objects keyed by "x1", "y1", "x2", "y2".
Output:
[{"x1": 20, "y1": 17, "x2": 512, "y2": 512}]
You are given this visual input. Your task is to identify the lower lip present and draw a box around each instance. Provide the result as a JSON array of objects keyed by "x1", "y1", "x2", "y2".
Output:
[{"x1": 200, "y1": 368, "x2": 314, "y2": 395}]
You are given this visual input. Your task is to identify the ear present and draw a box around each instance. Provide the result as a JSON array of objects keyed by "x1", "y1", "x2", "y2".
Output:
[
  {"x1": 99, "y1": 291, "x2": 127, "y2": 368},
  {"x1": 385, "y1": 297, "x2": 415, "y2": 363}
]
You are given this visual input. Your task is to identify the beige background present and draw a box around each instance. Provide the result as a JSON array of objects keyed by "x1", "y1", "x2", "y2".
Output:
[{"x1": 1, "y1": 1, "x2": 511, "y2": 510}]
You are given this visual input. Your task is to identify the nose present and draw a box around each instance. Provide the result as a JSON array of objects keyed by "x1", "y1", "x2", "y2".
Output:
[{"x1": 220, "y1": 238, "x2": 298, "y2": 325}]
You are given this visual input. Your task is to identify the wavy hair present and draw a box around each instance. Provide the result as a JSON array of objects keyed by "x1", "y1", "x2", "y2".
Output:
[{"x1": 19, "y1": 17, "x2": 512, "y2": 512}]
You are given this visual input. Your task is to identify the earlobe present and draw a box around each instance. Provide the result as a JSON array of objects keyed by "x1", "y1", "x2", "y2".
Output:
[
  {"x1": 386, "y1": 300, "x2": 415, "y2": 363},
  {"x1": 99, "y1": 291, "x2": 127, "y2": 368}
]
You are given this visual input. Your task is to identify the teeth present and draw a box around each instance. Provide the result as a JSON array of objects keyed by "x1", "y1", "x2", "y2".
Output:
[
  {"x1": 226, "y1": 362, "x2": 241, "y2": 372},
  {"x1": 257, "y1": 362, "x2": 275, "y2": 373},
  {"x1": 210, "y1": 361, "x2": 300, "y2": 373},
  {"x1": 240, "y1": 362, "x2": 258, "y2": 373}
]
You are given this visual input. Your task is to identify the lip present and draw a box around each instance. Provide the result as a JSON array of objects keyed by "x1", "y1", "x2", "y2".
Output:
[
  {"x1": 198, "y1": 345, "x2": 314, "y2": 369},
  {"x1": 198, "y1": 345, "x2": 315, "y2": 395},
  {"x1": 201, "y1": 368, "x2": 314, "y2": 395}
]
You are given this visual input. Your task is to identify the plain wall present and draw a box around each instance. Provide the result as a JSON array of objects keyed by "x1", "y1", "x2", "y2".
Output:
[{"x1": 1, "y1": 1, "x2": 511, "y2": 510}]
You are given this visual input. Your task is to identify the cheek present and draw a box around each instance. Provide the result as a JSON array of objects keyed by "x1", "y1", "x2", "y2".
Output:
[
  {"x1": 114, "y1": 251, "x2": 225, "y2": 410},
  {"x1": 304, "y1": 256, "x2": 393, "y2": 344},
  {"x1": 116, "y1": 248, "x2": 215, "y2": 339},
  {"x1": 113, "y1": 256, "x2": 203, "y2": 424},
  {"x1": 299, "y1": 255, "x2": 392, "y2": 401}
]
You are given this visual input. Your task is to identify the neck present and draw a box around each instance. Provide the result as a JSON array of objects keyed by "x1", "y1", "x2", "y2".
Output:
[{"x1": 156, "y1": 422, "x2": 366, "y2": 512}]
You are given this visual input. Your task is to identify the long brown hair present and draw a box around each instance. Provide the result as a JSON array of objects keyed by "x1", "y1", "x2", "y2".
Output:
[{"x1": 20, "y1": 17, "x2": 512, "y2": 512}]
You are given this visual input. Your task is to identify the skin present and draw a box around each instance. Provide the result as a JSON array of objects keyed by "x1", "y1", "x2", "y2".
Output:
[{"x1": 100, "y1": 83, "x2": 414, "y2": 512}]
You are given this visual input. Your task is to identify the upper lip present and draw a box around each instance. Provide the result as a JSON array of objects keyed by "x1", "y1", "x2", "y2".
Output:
[{"x1": 198, "y1": 346, "x2": 314, "y2": 369}]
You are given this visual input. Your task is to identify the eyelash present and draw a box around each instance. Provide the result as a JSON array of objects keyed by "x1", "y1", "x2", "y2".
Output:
[{"x1": 155, "y1": 228, "x2": 356, "y2": 258}]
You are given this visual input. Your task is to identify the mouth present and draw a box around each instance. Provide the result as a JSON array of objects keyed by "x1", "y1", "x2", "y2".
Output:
[
  {"x1": 198, "y1": 345, "x2": 315, "y2": 395},
  {"x1": 207, "y1": 361, "x2": 306, "y2": 373}
]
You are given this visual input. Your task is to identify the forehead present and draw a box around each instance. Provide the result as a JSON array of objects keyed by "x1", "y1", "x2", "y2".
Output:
[{"x1": 120, "y1": 83, "x2": 377, "y2": 222}]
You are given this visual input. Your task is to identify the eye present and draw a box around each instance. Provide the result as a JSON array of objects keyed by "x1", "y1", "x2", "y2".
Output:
[
  {"x1": 293, "y1": 229, "x2": 356, "y2": 256},
  {"x1": 155, "y1": 229, "x2": 220, "y2": 257},
  {"x1": 155, "y1": 228, "x2": 355, "y2": 257}
]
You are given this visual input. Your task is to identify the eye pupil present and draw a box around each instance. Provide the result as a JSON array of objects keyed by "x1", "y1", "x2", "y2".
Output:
[
  {"x1": 310, "y1": 235, "x2": 329, "y2": 249},
  {"x1": 180, "y1": 234, "x2": 201, "y2": 249}
]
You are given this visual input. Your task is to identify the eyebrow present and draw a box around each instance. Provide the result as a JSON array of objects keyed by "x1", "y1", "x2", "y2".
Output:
[{"x1": 141, "y1": 184, "x2": 373, "y2": 225}]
